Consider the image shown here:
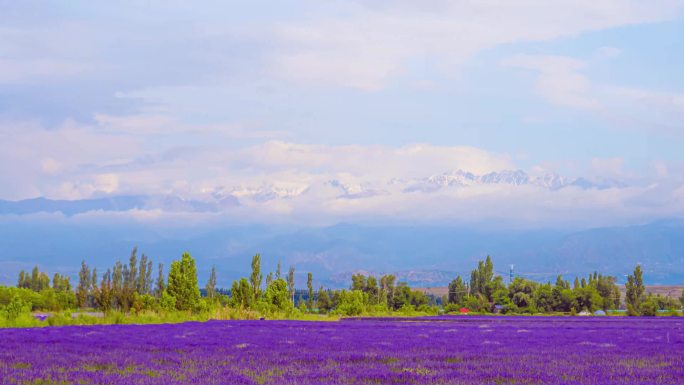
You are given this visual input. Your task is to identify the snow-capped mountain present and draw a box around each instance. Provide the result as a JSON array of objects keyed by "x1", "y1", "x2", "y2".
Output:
[
  {"x1": 215, "y1": 185, "x2": 309, "y2": 202},
  {"x1": 403, "y1": 169, "x2": 624, "y2": 192},
  {"x1": 328, "y1": 180, "x2": 386, "y2": 199}
]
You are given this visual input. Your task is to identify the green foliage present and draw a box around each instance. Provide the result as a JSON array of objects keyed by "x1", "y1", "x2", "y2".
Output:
[
  {"x1": 287, "y1": 266, "x2": 295, "y2": 305},
  {"x1": 0, "y1": 286, "x2": 74, "y2": 312},
  {"x1": 3, "y1": 295, "x2": 30, "y2": 321},
  {"x1": 166, "y1": 252, "x2": 200, "y2": 311},
  {"x1": 533, "y1": 283, "x2": 554, "y2": 312},
  {"x1": 640, "y1": 296, "x2": 658, "y2": 316},
  {"x1": 464, "y1": 294, "x2": 490, "y2": 313},
  {"x1": 447, "y1": 276, "x2": 467, "y2": 305},
  {"x1": 206, "y1": 265, "x2": 217, "y2": 299},
  {"x1": 306, "y1": 272, "x2": 314, "y2": 311},
  {"x1": 4, "y1": 250, "x2": 677, "y2": 327},
  {"x1": 264, "y1": 279, "x2": 292, "y2": 312},
  {"x1": 231, "y1": 278, "x2": 253, "y2": 309},
  {"x1": 159, "y1": 291, "x2": 177, "y2": 312},
  {"x1": 155, "y1": 263, "x2": 165, "y2": 298},
  {"x1": 250, "y1": 254, "x2": 262, "y2": 302},
  {"x1": 76, "y1": 260, "x2": 91, "y2": 309},
  {"x1": 317, "y1": 287, "x2": 332, "y2": 313},
  {"x1": 625, "y1": 264, "x2": 645, "y2": 315},
  {"x1": 336, "y1": 290, "x2": 367, "y2": 316},
  {"x1": 469, "y1": 255, "x2": 494, "y2": 299}
]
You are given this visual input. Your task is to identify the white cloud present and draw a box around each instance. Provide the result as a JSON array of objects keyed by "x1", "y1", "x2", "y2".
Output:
[
  {"x1": 503, "y1": 52, "x2": 684, "y2": 132},
  {"x1": 3, "y1": 114, "x2": 683, "y2": 227},
  {"x1": 273, "y1": 0, "x2": 683, "y2": 89},
  {"x1": 502, "y1": 54, "x2": 599, "y2": 110}
]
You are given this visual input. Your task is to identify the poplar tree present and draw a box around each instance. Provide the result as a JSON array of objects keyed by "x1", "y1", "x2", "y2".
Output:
[
  {"x1": 469, "y1": 255, "x2": 494, "y2": 298},
  {"x1": 306, "y1": 272, "x2": 313, "y2": 311},
  {"x1": 17, "y1": 271, "x2": 27, "y2": 289},
  {"x1": 97, "y1": 269, "x2": 114, "y2": 313},
  {"x1": 138, "y1": 253, "x2": 150, "y2": 295},
  {"x1": 625, "y1": 264, "x2": 645, "y2": 315},
  {"x1": 155, "y1": 263, "x2": 165, "y2": 298},
  {"x1": 250, "y1": 254, "x2": 262, "y2": 302},
  {"x1": 112, "y1": 261, "x2": 123, "y2": 309},
  {"x1": 76, "y1": 260, "x2": 91, "y2": 309},
  {"x1": 206, "y1": 265, "x2": 217, "y2": 299},
  {"x1": 287, "y1": 266, "x2": 295, "y2": 303},
  {"x1": 90, "y1": 268, "x2": 98, "y2": 308}
]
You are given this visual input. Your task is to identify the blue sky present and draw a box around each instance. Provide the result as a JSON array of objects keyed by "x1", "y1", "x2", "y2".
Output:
[{"x1": 1, "y1": 0, "x2": 684, "y2": 228}]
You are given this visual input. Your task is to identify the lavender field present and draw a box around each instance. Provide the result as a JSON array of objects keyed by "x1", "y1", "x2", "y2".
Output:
[{"x1": 2, "y1": 316, "x2": 683, "y2": 385}]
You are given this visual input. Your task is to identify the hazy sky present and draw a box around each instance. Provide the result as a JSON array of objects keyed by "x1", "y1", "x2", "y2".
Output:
[{"x1": 2, "y1": 1, "x2": 684, "y2": 228}]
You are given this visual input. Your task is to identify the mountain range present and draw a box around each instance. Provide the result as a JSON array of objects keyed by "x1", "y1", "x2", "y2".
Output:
[{"x1": 0, "y1": 169, "x2": 627, "y2": 216}]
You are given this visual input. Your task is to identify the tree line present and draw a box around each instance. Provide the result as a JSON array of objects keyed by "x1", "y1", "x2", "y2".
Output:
[
  {"x1": 445, "y1": 256, "x2": 681, "y2": 315},
  {"x1": 2, "y1": 251, "x2": 683, "y2": 320}
]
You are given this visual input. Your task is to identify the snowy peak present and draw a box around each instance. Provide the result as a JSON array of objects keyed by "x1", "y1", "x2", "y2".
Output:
[
  {"x1": 404, "y1": 169, "x2": 623, "y2": 192},
  {"x1": 328, "y1": 180, "x2": 386, "y2": 199}
]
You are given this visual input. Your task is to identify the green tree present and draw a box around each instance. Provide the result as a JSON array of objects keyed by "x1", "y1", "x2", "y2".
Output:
[
  {"x1": 276, "y1": 261, "x2": 281, "y2": 280},
  {"x1": 231, "y1": 278, "x2": 253, "y2": 309},
  {"x1": 76, "y1": 260, "x2": 90, "y2": 309},
  {"x1": 90, "y1": 268, "x2": 98, "y2": 308},
  {"x1": 365, "y1": 276, "x2": 379, "y2": 305},
  {"x1": 351, "y1": 274, "x2": 366, "y2": 291},
  {"x1": 264, "y1": 278, "x2": 291, "y2": 312},
  {"x1": 125, "y1": 248, "x2": 138, "y2": 296},
  {"x1": 469, "y1": 256, "x2": 494, "y2": 299},
  {"x1": 166, "y1": 252, "x2": 200, "y2": 311},
  {"x1": 287, "y1": 266, "x2": 295, "y2": 304},
  {"x1": 625, "y1": 264, "x2": 645, "y2": 315},
  {"x1": 155, "y1": 263, "x2": 165, "y2": 298},
  {"x1": 250, "y1": 254, "x2": 262, "y2": 302},
  {"x1": 206, "y1": 265, "x2": 217, "y2": 299},
  {"x1": 137, "y1": 254, "x2": 153, "y2": 295},
  {"x1": 336, "y1": 290, "x2": 367, "y2": 316},
  {"x1": 112, "y1": 261, "x2": 124, "y2": 310},
  {"x1": 640, "y1": 296, "x2": 658, "y2": 316},
  {"x1": 381, "y1": 274, "x2": 396, "y2": 308},
  {"x1": 533, "y1": 283, "x2": 554, "y2": 312},
  {"x1": 509, "y1": 277, "x2": 537, "y2": 312},
  {"x1": 4, "y1": 295, "x2": 28, "y2": 321},
  {"x1": 306, "y1": 272, "x2": 314, "y2": 311},
  {"x1": 317, "y1": 286, "x2": 332, "y2": 313},
  {"x1": 448, "y1": 276, "x2": 467, "y2": 305},
  {"x1": 552, "y1": 275, "x2": 575, "y2": 312},
  {"x1": 17, "y1": 270, "x2": 27, "y2": 289},
  {"x1": 96, "y1": 269, "x2": 114, "y2": 313}
]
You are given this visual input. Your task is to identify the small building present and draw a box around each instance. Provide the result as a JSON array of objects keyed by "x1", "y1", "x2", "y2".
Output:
[
  {"x1": 578, "y1": 310, "x2": 591, "y2": 316},
  {"x1": 459, "y1": 307, "x2": 470, "y2": 314},
  {"x1": 593, "y1": 310, "x2": 606, "y2": 316}
]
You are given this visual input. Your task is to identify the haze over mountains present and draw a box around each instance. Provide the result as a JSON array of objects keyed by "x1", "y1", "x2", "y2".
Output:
[
  {"x1": 1, "y1": 166, "x2": 681, "y2": 287},
  {"x1": 1, "y1": 212, "x2": 682, "y2": 287},
  {"x1": 0, "y1": 169, "x2": 626, "y2": 216}
]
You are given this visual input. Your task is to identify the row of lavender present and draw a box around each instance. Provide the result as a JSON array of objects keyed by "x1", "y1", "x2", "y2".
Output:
[{"x1": 2, "y1": 316, "x2": 682, "y2": 384}]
